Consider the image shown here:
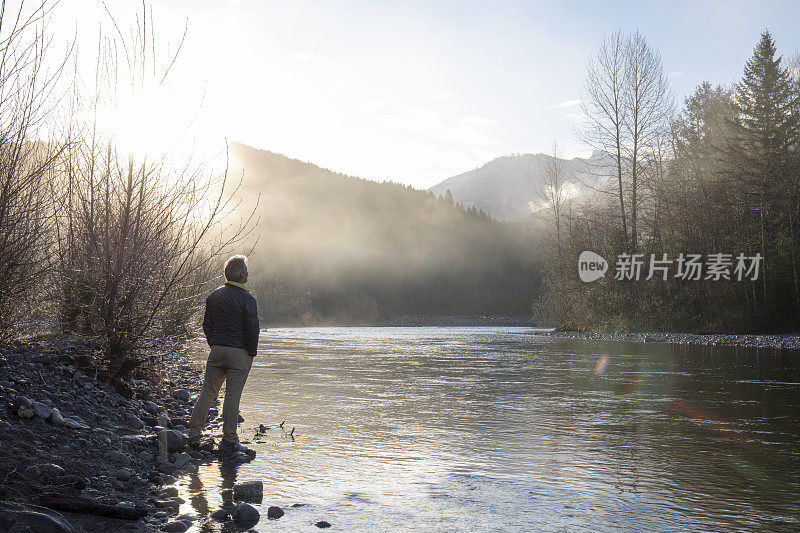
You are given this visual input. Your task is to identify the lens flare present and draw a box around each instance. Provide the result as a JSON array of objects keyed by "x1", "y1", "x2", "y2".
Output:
[
  {"x1": 594, "y1": 354, "x2": 610, "y2": 374},
  {"x1": 616, "y1": 361, "x2": 649, "y2": 395}
]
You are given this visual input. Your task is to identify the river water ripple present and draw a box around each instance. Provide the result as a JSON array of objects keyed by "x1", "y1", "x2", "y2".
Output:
[{"x1": 175, "y1": 327, "x2": 800, "y2": 532}]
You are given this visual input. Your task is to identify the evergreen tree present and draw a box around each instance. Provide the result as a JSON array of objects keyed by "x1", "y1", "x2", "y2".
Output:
[
  {"x1": 728, "y1": 30, "x2": 800, "y2": 317},
  {"x1": 733, "y1": 30, "x2": 799, "y2": 174}
]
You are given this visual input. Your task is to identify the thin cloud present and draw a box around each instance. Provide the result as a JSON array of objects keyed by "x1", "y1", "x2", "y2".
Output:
[
  {"x1": 548, "y1": 99, "x2": 582, "y2": 109},
  {"x1": 461, "y1": 116, "x2": 493, "y2": 126}
]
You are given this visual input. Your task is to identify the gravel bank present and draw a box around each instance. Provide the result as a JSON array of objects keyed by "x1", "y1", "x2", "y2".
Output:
[
  {"x1": 0, "y1": 335, "x2": 253, "y2": 532},
  {"x1": 528, "y1": 330, "x2": 800, "y2": 350}
]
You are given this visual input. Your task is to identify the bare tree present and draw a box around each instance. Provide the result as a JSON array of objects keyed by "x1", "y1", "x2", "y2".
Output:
[
  {"x1": 0, "y1": 0, "x2": 70, "y2": 336},
  {"x1": 536, "y1": 141, "x2": 572, "y2": 273},
  {"x1": 580, "y1": 30, "x2": 629, "y2": 250},
  {"x1": 580, "y1": 30, "x2": 672, "y2": 252},
  {"x1": 623, "y1": 31, "x2": 672, "y2": 252},
  {"x1": 52, "y1": 6, "x2": 256, "y2": 384}
]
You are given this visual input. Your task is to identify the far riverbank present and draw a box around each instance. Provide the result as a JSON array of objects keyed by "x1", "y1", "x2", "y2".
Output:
[{"x1": 528, "y1": 329, "x2": 800, "y2": 350}]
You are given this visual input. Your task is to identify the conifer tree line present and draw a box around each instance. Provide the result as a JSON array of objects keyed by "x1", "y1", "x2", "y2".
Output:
[{"x1": 536, "y1": 30, "x2": 800, "y2": 332}]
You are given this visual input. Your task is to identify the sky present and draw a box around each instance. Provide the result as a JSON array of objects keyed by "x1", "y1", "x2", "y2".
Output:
[{"x1": 46, "y1": 0, "x2": 800, "y2": 189}]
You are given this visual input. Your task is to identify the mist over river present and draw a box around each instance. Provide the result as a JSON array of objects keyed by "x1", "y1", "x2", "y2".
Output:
[{"x1": 175, "y1": 327, "x2": 800, "y2": 532}]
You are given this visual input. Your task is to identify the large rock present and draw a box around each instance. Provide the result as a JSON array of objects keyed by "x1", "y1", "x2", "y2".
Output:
[
  {"x1": 32, "y1": 401, "x2": 52, "y2": 420},
  {"x1": 115, "y1": 469, "x2": 131, "y2": 482},
  {"x1": 231, "y1": 502, "x2": 259, "y2": 527},
  {"x1": 233, "y1": 481, "x2": 263, "y2": 503},
  {"x1": 158, "y1": 429, "x2": 187, "y2": 453},
  {"x1": 0, "y1": 501, "x2": 75, "y2": 533}
]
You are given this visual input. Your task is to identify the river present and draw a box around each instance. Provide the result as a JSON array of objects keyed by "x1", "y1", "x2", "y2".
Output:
[{"x1": 175, "y1": 326, "x2": 800, "y2": 532}]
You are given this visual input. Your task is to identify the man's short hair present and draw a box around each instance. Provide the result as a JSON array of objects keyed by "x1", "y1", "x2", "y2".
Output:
[{"x1": 224, "y1": 255, "x2": 248, "y2": 281}]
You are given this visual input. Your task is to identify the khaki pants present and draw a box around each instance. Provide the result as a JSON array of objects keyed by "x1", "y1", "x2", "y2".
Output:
[{"x1": 189, "y1": 345, "x2": 253, "y2": 442}]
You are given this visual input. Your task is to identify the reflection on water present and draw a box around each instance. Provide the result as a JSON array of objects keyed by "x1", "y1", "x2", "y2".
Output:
[{"x1": 174, "y1": 327, "x2": 800, "y2": 532}]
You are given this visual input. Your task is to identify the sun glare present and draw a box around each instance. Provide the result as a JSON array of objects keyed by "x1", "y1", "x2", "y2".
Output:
[{"x1": 93, "y1": 86, "x2": 199, "y2": 166}]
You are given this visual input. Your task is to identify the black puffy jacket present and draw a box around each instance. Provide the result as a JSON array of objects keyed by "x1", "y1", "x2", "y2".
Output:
[{"x1": 202, "y1": 283, "x2": 259, "y2": 357}]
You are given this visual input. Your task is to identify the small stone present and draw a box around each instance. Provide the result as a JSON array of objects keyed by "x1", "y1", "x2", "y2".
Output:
[
  {"x1": 49, "y1": 408, "x2": 66, "y2": 426},
  {"x1": 267, "y1": 506, "x2": 284, "y2": 519},
  {"x1": 31, "y1": 401, "x2": 52, "y2": 419},
  {"x1": 237, "y1": 413, "x2": 245, "y2": 423},
  {"x1": 129, "y1": 417, "x2": 145, "y2": 430},
  {"x1": 55, "y1": 474, "x2": 87, "y2": 490},
  {"x1": 18, "y1": 406, "x2": 35, "y2": 418},
  {"x1": 162, "y1": 487, "x2": 179, "y2": 497},
  {"x1": 20, "y1": 428, "x2": 35, "y2": 441},
  {"x1": 233, "y1": 481, "x2": 263, "y2": 503},
  {"x1": 115, "y1": 468, "x2": 131, "y2": 481},
  {"x1": 23, "y1": 465, "x2": 41, "y2": 478},
  {"x1": 64, "y1": 418, "x2": 88, "y2": 429},
  {"x1": 210, "y1": 509, "x2": 229, "y2": 520},
  {"x1": 315, "y1": 520, "x2": 332, "y2": 528},
  {"x1": 139, "y1": 450, "x2": 153, "y2": 461},
  {"x1": 39, "y1": 463, "x2": 66, "y2": 479},
  {"x1": 154, "y1": 499, "x2": 180, "y2": 513},
  {"x1": 143, "y1": 401, "x2": 159, "y2": 415},
  {"x1": 11, "y1": 395, "x2": 32, "y2": 415},
  {"x1": 160, "y1": 521, "x2": 188, "y2": 532},
  {"x1": 172, "y1": 453, "x2": 192, "y2": 469},
  {"x1": 105, "y1": 450, "x2": 131, "y2": 466},
  {"x1": 172, "y1": 389, "x2": 190, "y2": 402},
  {"x1": 231, "y1": 502, "x2": 260, "y2": 527},
  {"x1": 158, "y1": 461, "x2": 176, "y2": 474}
]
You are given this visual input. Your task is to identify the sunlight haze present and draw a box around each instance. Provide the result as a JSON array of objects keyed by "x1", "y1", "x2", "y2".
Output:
[{"x1": 53, "y1": 0, "x2": 800, "y2": 188}]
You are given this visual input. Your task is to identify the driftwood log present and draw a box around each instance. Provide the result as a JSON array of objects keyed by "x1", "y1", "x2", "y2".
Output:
[{"x1": 38, "y1": 494, "x2": 148, "y2": 520}]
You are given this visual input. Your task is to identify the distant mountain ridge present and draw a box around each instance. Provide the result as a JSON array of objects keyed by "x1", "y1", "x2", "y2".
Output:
[
  {"x1": 429, "y1": 151, "x2": 608, "y2": 221},
  {"x1": 227, "y1": 142, "x2": 538, "y2": 323}
]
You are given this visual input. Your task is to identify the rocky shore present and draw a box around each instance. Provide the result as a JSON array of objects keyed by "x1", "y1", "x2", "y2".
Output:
[
  {"x1": 529, "y1": 330, "x2": 800, "y2": 350},
  {"x1": 0, "y1": 335, "x2": 270, "y2": 532}
]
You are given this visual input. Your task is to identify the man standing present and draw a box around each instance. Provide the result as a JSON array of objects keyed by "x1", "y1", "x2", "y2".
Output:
[{"x1": 188, "y1": 255, "x2": 259, "y2": 457}]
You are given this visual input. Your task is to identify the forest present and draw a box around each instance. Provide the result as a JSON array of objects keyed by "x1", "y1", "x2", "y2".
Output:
[{"x1": 534, "y1": 30, "x2": 800, "y2": 333}]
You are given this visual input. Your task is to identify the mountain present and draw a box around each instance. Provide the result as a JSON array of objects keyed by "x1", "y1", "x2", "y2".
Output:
[
  {"x1": 429, "y1": 151, "x2": 609, "y2": 221},
  {"x1": 227, "y1": 142, "x2": 539, "y2": 323}
]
